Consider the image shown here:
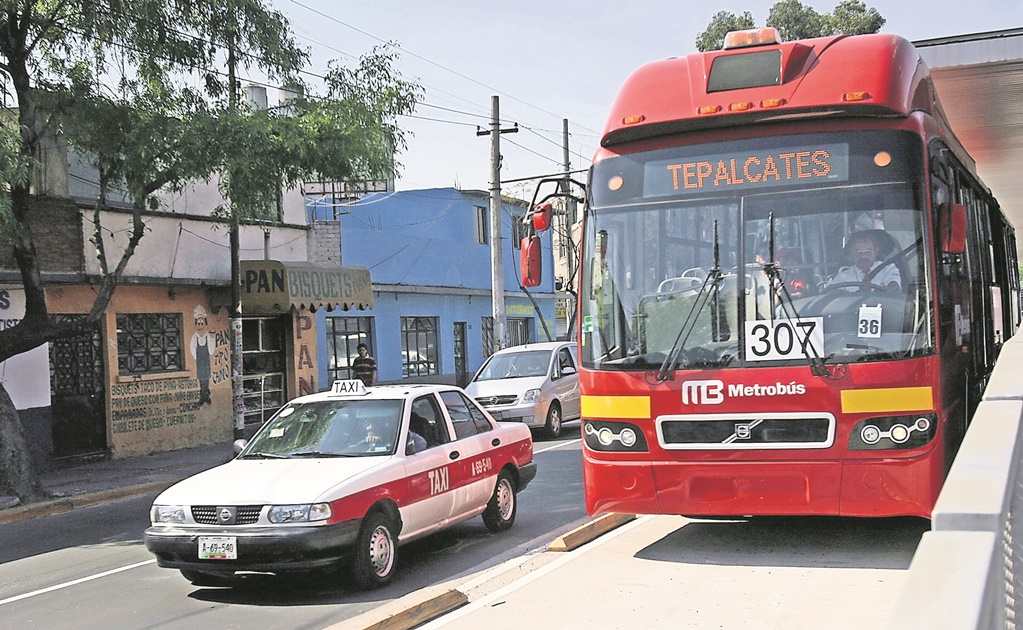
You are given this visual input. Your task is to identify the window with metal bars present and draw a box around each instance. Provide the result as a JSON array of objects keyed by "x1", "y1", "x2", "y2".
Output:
[
  {"x1": 326, "y1": 316, "x2": 375, "y2": 382},
  {"x1": 116, "y1": 313, "x2": 184, "y2": 375},
  {"x1": 401, "y1": 316, "x2": 439, "y2": 377}
]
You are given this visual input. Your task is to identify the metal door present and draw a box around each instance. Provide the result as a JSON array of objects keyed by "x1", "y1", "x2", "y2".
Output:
[{"x1": 49, "y1": 316, "x2": 107, "y2": 458}]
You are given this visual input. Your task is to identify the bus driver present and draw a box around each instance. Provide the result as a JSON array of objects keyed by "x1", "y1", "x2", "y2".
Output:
[{"x1": 826, "y1": 232, "x2": 901, "y2": 292}]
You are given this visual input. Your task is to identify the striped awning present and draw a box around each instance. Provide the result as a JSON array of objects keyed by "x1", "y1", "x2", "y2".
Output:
[{"x1": 240, "y1": 260, "x2": 373, "y2": 313}]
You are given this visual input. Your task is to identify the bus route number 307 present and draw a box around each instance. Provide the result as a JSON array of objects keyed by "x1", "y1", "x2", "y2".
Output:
[{"x1": 743, "y1": 317, "x2": 824, "y2": 361}]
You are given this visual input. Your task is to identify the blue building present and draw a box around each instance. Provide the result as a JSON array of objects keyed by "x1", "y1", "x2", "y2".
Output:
[{"x1": 308, "y1": 188, "x2": 558, "y2": 387}]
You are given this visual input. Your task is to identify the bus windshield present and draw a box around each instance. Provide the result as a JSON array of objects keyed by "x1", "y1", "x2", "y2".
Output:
[{"x1": 581, "y1": 130, "x2": 934, "y2": 371}]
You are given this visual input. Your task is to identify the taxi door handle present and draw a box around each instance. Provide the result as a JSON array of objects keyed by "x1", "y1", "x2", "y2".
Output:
[
  {"x1": 449, "y1": 451, "x2": 460, "y2": 460},
  {"x1": 491, "y1": 438, "x2": 501, "y2": 446}
]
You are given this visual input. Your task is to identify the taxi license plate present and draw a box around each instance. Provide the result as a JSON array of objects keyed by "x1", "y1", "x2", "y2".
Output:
[{"x1": 198, "y1": 536, "x2": 237, "y2": 560}]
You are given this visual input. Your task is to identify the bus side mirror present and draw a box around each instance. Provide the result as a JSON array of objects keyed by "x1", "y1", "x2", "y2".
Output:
[
  {"x1": 531, "y1": 203, "x2": 552, "y2": 231},
  {"x1": 521, "y1": 235, "x2": 542, "y2": 287},
  {"x1": 939, "y1": 202, "x2": 967, "y2": 254}
]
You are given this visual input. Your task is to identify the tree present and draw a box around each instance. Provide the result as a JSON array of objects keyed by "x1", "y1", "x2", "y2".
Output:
[
  {"x1": 827, "y1": 0, "x2": 885, "y2": 36},
  {"x1": 695, "y1": 0, "x2": 885, "y2": 51},
  {"x1": 695, "y1": 11, "x2": 756, "y2": 53},
  {"x1": 767, "y1": 0, "x2": 828, "y2": 42},
  {"x1": 0, "y1": 1, "x2": 422, "y2": 503}
]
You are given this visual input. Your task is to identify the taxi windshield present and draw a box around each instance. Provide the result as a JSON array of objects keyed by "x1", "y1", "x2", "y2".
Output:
[{"x1": 241, "y1": 399, "x2": 404, "y2": 458}]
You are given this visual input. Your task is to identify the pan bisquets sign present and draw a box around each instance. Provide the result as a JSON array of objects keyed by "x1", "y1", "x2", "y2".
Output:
[{"x1": 241, "y1": 261, "x2": 374, "y2": 313}]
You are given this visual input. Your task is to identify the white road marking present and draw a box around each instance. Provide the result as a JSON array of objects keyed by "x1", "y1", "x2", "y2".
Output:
[
  {"x1": 533, "y1": 438, "x2": 581, "y2": 455},
  {"x1": 0, "y1": 559, "x2": 156, "y2": 606}
]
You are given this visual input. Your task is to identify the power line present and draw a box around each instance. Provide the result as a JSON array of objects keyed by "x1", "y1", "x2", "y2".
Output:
[{"x1": 284, "y1": 0, "x2": 601, "y2": 135}]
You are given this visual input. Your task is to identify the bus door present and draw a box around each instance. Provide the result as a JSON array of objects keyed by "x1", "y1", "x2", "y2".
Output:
[{"x1": 930, "y1": 144, "x2": 973, "y2": 454}]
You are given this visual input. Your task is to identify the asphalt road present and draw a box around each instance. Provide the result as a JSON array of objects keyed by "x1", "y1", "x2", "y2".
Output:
[{"x1": 0, "y1": 430, "x2": 588, "y2": 630}]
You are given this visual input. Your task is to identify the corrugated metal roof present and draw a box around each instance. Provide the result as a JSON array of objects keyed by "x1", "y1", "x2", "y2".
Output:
[{"x1": 915, "y1": 29, "x2": 1023, "y2": 246}]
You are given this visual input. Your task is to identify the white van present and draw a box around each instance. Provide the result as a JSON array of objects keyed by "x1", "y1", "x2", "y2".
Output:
[{"x1": 465, "y1": 341, "x2": 580, "y2": 438}]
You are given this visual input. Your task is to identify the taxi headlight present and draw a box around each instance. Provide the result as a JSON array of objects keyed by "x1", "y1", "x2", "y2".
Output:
[
  {"x1": 268, "y1": 503, "x2": 332, "y2": 523},
  {"x1": 151, "y1": 505, "x2": 186, "y2": 524},
  {"x1": 522, "y1": 389, "x2": 541, "y2": 404}
]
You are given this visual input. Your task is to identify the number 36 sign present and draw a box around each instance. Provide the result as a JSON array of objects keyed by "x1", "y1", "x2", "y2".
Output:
[{"x1": 744, "y1": 317, "x2": 825, "y2": 362}]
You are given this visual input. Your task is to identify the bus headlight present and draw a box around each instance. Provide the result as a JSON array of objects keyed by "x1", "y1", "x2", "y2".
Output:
[
  {"x1": 860, "y1": 425, "x2": 881, "y2": 445},
  {"x1": 583, "y1": 420, "x2": 648, "y2": 452},
  {"x1": 889, "y1": 424, "x2": 910, "y2": 443},
  {"x1": 620, "y1": 428, "x2": 638, "y2": 447},
  {"x1": 849, "y1": 414, "x2": 937, "y2": 450}
]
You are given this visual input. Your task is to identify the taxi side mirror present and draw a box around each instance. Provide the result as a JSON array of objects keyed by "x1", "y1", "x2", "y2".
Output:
[{"x1": 233, "y1": 439, "x2": 248, "y2": 456}]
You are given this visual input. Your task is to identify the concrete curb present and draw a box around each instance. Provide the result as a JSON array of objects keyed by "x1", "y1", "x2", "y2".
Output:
[
  {"x1": 548, "y1": 513, "x2": 637, "y2": 552},
  {"x1": 0, "y1": 481, "x2": 173, "y2": 526},
  {"x1": 327, "y1": 587, "x2": 468, "y2": 630},
  {"x1": 328, "y1": 513, "x2": 638, "y2": 629}
]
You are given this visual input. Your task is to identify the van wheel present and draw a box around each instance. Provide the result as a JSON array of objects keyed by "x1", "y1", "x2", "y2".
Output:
[
  {"x1": 544, "y1": 402, "x2": 562, "y2": 438},
  {"x1": 482, "y1": 470, "x2": 517, "y2": 532},
  {"x1": 351, "y1": 510, "x2": 397, "y2": 589}
]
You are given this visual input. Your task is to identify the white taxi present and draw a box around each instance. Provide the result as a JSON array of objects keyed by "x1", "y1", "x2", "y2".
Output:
[{"x1": 144, "y1": 380, "x2": 537, "y2": 590}]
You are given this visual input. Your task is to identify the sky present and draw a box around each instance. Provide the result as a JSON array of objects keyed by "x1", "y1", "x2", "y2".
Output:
[{"x1": 261, "y1": 0, "x2": 1023, "y2": 199}]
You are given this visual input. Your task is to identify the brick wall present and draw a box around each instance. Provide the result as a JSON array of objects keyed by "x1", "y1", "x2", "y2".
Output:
[
  {"x1": 308, "y1": 220, "x2": 342, "y2": 266},
  {"x1": 0, "y1": 196, "x2": 83, "y2": 274}
]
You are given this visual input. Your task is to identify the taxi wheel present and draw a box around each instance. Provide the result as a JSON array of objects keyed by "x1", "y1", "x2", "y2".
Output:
[
  {"x1": 482, "y1": 470, "x2": 517, "y2": 532},
  {"x1": 544, "y1": 403, "x2": 563, "y2": 438},
  {"x1": 351, "y1": 510, "x2": 397, "y2": 589}
]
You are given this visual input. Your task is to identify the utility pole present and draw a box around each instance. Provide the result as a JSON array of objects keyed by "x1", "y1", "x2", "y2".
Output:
[
  {"x1": 476, "y1": 96, "x2": 517, "y2": 351},
  {"x1": 561, "y1": 119, "x2": 576, "y2": 291},
  {"x1": 227, "y1": 31, "x2": 245, "y2": 440}
]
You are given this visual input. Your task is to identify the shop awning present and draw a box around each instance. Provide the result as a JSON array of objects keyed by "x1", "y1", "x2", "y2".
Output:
[{"x1": 240, "y1": 260, "x2": 373, "y2": 313}]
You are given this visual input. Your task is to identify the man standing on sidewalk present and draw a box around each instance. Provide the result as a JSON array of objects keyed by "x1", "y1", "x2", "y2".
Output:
[{"x1": 352, "y1": 343, "x2": 377, "y2": 386}]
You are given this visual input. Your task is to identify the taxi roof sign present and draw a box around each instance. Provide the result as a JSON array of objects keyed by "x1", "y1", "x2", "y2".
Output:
[{"x1": 331, "y1": 379, "x2": 368, "y2": 395}]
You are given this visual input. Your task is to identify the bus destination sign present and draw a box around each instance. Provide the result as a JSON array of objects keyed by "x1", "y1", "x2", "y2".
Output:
[{"x1": 644, "y1": 143, "x2": 849, "y2": 197}]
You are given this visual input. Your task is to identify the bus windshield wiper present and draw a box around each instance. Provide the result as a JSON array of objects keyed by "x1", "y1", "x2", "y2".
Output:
[
  {"x1": 760, "y1": 213, "x2": 836, "y2": 379},
  {"x1": 657, "y1": 221, "x2": 724, "y2": 382}
]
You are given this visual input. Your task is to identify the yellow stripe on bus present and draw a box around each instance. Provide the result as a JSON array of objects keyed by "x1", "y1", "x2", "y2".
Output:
[
  {"x1": 840, "y1": 387, "x2": 933, "y2": 414},
  {"x1": 581, "y1": 395, "x2": 651, "y2": 419}
]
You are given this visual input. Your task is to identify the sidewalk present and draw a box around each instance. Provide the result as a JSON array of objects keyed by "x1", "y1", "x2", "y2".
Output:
[{"x1": 0, "y1": 441, "x2": 235, "y2": 525}]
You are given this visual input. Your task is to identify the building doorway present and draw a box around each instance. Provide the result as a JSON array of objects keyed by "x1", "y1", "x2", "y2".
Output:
[
  {"x1": 242, "y1": 316, "x2": 286, "y2": 431},
  {"x1": 49, "y1": 315, "x2": 106, "y2": 460}
]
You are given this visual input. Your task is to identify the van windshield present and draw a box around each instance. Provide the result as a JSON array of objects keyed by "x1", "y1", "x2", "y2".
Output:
[{"x1": 475, "y1": 350, "x2": 551, "y2": 380}]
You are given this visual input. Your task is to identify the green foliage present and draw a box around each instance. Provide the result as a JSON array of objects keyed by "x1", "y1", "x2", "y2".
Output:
[
  {"x1": 0, "y1": 0, "x2": 422, "y2": 225},
  {"x1": 696, "y1": 0, "x2": 885, "y2": 51},
  {"x1": 767, "y1": 0, "x2": 828, "y2": 41},
  {"x1": 828, "y1": 0, "x2": 886, "y2": 35}
]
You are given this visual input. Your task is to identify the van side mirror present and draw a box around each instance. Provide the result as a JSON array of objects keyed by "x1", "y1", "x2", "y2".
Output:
[{"x1": 939, "y1": 202, "x2": 967, "y2": 254}]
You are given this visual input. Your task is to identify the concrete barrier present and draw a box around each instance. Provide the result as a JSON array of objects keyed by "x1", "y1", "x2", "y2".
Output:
[{"x1": 887, "y1": 333, "x2": 1023, "y2": 629}]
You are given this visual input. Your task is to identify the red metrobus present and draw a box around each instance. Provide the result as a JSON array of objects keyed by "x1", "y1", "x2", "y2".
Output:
[{"x1": 551, "y1": 29, "x2": 1019, "y2": 519}]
